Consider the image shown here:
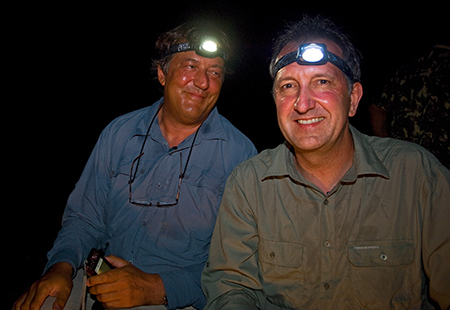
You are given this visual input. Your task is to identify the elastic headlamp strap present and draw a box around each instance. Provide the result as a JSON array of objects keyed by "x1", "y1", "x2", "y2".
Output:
[
  {"x1": 325, "y1": 51, "x2": 354, "y2": 81},
  {"x1": 166, "y1": 42, "x2": 193, "y2": 55},
  {"x1": 273, "y1": 52, "x2": 297, "y2": 74},
  {"x1": 273, "y1": 44, "x2": 354, "y2": 82},
  {"x1": 164, "y1": 39, "x2": 225, "y2": 59}
]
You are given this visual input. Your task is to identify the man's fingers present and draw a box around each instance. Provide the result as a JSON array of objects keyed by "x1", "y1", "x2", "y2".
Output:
[
  {"x1": 52, "y1": 286, "x2": 71, "y2": 310},
  {"x1": 20, "y1": 283, "x2": 37, "y2": 310},
  {"x1": 105, "y1": 255, "x2": 130, "y2": 268},
  {"x1": 87, "y1": 271, "x2": 116, "y2": 287},
  {"x1": 87, "y1": 268, "x2": 126, "y2": 289},
  {"x1": 13, "y1": 287, "x2": 32, "y2": 310},
  {"x1": 18, "y1": 282, "x2": 51, "y2": 310},
  {"x1": 88, "y1": 281, "x2": 116, "y2": 295},
  {"x1": 29, "y1": 289, "x2": 51, "y2": 310},
  {"x1": 95, "y1": 289, "x2": 120, "y2": 304},
  {"x1": 13, "y1": 263, "x2": 73, "y2": 310}
]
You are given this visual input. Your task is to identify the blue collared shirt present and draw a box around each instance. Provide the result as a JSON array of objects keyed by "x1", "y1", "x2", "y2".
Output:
[{"x1": 45, "y1": 98, "x2": 257, "y2": 309}]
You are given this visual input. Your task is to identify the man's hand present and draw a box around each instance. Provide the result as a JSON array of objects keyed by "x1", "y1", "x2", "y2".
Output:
[
  {"x1": 86, "y1": 255, "x2": 167, "y2": 309},
  {"x1": 13, "y1": 262, "x2": 73, "y2": 310}
]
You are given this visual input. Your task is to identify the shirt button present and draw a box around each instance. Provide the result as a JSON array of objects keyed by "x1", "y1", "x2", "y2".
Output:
[
  {"x1": 324, "y1": 199, "x2": 329, "y2": 205},
  {"x1": 269, "y1": 252, "x2": 276, "y2": 259},
  {"x1": 324, "y1": 282, "x2": 330, "y2": 290},
  {"x1": 324, "y1": 241, "x2": 331, "y2": 247}
]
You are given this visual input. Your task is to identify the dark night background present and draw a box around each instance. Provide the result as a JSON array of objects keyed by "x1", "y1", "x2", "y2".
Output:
[{"x1": 6, "y1": 1, "x2": 447, "y2": 308}]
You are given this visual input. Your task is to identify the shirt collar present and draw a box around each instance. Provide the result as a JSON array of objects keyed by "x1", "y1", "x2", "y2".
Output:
[
  {"x1": 133, "y1": 97, "x2": 228, "y2": 145},
  {"x1": 344, "y1": 125, "x2": 390, "y2": 181},
  {"x1": 262, "y1": 125, "x2": 390, "y2": 183},
  {"x1": 195, "y1": 106, "x2": 228, "y2": 142}
]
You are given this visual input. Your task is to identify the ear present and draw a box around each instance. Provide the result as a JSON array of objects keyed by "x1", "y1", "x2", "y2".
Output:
[
  {"x1": 348, "y1": 82, "x2": 363, "y2": 117},
  {"x1": 157, "y1": 65, "x2": 166, "y2": 86}
]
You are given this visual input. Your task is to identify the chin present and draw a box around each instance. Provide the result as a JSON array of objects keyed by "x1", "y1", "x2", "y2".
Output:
[{"x1": 288, "y1": 136, "x2": 325, "y2": 152}]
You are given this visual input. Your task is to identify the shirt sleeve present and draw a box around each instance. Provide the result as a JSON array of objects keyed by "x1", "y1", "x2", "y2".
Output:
[
  {"x1": 159, "y1": 263, "x2": 206, "y2": 310},
  {"x1": 201, "y1": 168, "x2": 265, "y2": 310},
  {"x1": 44, "y1": 127, "x2": 112, "y2": 276},
  {"x1": 421, "y1": 161, "x2": 450, "y2": 309}
]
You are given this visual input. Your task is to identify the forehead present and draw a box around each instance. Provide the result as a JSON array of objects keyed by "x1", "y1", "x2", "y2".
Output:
[
  {"x1": 170, "y1": 50, "x2": 225, "y2": 68},
  {"x1": 277, "y1": 38, "x2": 344, "y2": 63},
  {"x1": 275, "y1": 38, "x2": 345, "y2": 80}
]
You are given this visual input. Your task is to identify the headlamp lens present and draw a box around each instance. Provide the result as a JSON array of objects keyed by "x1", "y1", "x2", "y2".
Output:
[
  {"x1": 300, "y1": 44, "x2": 325, "y2": 62},
  {"x1": 273, "y1": 43, "x2": 355, "y2": 82},
  {"x1": 200, "y1": 40, "x2": 218, "y2": 53},
  {"x1": 165, "y1": 36, "x2": 225, "y2": 59}
]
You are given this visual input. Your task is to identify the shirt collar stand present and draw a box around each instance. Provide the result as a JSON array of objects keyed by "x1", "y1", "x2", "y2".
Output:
[
  {"x1": 133, "y1": 97, "x2": 228, "y2": 145},
  {"x1": 262, "y1": 125, "x2": 390, "y2": 183}
]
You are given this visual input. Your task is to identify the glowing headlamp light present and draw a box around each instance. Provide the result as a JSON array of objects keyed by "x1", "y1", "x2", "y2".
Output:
[
  {"x1": 273, "y1": 43, "x2": 354, "y2": 81},
  {"x1": 165, "y1": 36, "x2": 226, "y2": 59}
]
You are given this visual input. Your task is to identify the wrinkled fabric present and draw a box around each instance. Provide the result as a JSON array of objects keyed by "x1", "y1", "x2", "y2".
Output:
[
  {"x1": 45, "y1": 98, "x2": 257, "y2": 309},
  {"x1": 202, "y1": 126, "x2": 450, "y2": 310}
]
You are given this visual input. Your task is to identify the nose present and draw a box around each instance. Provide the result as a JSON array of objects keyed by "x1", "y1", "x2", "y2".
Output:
[
  {"x1": 294, "y1": 87, "x2": 316, "y2": 113},
  {"x1": 193, "y1": 69, "x2": 209, "y2": 90}
]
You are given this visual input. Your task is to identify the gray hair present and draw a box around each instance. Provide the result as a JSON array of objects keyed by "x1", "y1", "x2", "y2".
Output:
[
  {"x1": 152, "y1": 21, "x2": 232, "y2": 76},
  {"x1": 269, "y1": 15, "x2": 361, "y2": 88}
]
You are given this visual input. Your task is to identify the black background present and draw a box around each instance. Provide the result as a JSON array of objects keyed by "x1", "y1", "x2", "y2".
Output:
[{"x1": 6, "y1": 1, "x2": 447, "y2": 308}]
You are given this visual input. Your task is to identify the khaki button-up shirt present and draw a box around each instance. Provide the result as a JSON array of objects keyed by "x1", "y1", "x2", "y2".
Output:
[{"x1": 202, "y1": 126, "x2": 450, "y2": 309}]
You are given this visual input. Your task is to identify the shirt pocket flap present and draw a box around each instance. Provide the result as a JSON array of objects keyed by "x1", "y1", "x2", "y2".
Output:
[
  {"x1": 259, "y1": 239, "x2": 303, "y2": 268},
  {"x1": 187, "y1": 164, "x2": 226, "y2": 193},
  {"x1": 348, "y1": 240, "x2": 414, "y2": 267}
]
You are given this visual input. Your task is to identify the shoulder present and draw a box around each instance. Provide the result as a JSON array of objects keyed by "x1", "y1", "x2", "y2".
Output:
[
  {"x1": 229, "y1": 143, "x2": 285, "y2": 180},
  {"x1": 216, "y1": 113, "x2": 256, "y2": 150},
  {"x1": 97, "y1": 101, "x2": 163, "y2": 146},
  {"x1": 367, "y1": 135, "x2": 436, "y2": 162},
  {"x1": 210, "y1": 112, "x2": 257, "y2": 163},
  {"x1": 103, "y1": 106, "x2": 153, "y2": 136},
  {"x1": 364, "y1": 134, "x2": 449, "y2": 180}
]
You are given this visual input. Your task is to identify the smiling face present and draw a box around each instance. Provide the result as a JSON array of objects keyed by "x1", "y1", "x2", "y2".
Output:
[
  {"x1": 273, "y1": 38, "x2": 363, "y2": 155},
  {"x1": 158, "y1": 50, "x2": 225, "y2": 126}
]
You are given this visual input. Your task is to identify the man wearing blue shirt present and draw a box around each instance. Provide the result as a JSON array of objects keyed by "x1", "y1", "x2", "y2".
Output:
[{"x1": 14, "y1": 22, "x2": 257, "y2": 310}]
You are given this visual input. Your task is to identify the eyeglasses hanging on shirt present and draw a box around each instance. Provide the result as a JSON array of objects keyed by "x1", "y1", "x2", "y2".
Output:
[{"x1": 128, "y1": 103, "x2": 202, "y2": 207}]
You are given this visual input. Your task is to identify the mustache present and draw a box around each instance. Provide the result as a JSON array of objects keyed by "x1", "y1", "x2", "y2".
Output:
[{"x1": 184, "y1": 87, "x2": 207, "y2": 97}]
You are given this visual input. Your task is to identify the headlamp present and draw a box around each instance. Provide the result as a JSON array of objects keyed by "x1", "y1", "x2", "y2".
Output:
[
  {"x1": 165, "y1": 36, "x2": 226, "y2": 59},
  {"x1": 273, "y1": 43, "x2": 354, "y2": 81}
]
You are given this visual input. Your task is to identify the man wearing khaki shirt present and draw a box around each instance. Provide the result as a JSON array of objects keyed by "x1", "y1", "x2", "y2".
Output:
[{"x1": 202, "y1": 16, "x2": 450, "y2": 309}]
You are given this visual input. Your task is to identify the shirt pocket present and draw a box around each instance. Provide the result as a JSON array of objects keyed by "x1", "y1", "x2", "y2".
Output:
[
  {"x1": 347, "y1": 240, "x2": 415, "y2": 308},
  {"x1": 348, "y1": 240, "x2": 414, "y2": 267},
  {"x1": 185, "y1": 164, "x2": 227, "y2": 194},
  {"x1": 258, "y1": 239, "x2": 304, "y2": 308},
  {"x1": 259, "y1": 239, "x2": 303, "y2": 268}
]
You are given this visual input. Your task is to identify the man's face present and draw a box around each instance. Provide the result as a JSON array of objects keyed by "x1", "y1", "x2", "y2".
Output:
[
  {"x1": 273, "y1": 38, "x2": 362, "y2": 154},
  {"x1": 158, "y1": 51, "x2": 225, "y2": 125}
]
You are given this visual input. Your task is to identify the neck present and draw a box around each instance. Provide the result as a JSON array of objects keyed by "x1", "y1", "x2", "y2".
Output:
[
  {"x1": 293, "y1": 130, "x2": 354, "y2": 194},
  {"x1": 158, "y1": 106, "x2": 203, "y2": 148}
]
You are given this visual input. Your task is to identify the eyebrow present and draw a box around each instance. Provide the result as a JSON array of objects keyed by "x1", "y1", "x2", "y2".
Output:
[
  {"x1": 274, "y1": 76, "x2": 295, "y2": 84},
  {"x1": 310, "y1": 71, "x2": 339, "y2": 79},
  {"x1": 181, "y1": 58, "x2": 224, "y2": 69},
  {"x1": 181, "y1": 58, "x2": 200, "y2": 63},
  {"x1": 276, "y1": 69, "x2": 340, "y2": 82}
]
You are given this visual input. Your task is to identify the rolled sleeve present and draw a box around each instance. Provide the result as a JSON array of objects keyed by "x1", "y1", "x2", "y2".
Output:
[
  {"x1": 44, "y1": 127, "x2": 111, "y2": 275},
  {"x1": 159, "y1": 263, "x2": 206, "y2": 309}
]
